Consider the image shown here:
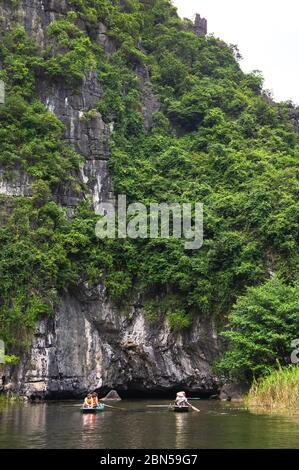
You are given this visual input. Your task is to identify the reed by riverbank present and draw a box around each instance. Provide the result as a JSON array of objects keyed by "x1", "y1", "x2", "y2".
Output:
[
  {"x1": 0, "y1": 394, "x2": 24, "y2": 407},
  {"x1": 247, "y1": 366, "x2": 299, "y2": 411}
]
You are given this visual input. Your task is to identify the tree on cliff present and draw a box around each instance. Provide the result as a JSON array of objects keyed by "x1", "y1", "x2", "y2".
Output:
[{"x1": 0, "y1": 1, "x2": 298, "y2": 380}]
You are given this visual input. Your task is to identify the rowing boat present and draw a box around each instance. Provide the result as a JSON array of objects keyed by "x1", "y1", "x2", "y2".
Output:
[
  {"x1": 80, "y1": 404, "x2": 105, "y2": 413},
  {"x1": 168, "y1": 404, "x2": 189, "y2": 413}
]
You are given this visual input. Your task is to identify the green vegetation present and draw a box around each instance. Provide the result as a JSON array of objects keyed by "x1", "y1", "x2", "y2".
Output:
[
  {"x1": 216, "y1": 278, "x2": 299, "y2": 381},
  {"x1": 0, "y1": 393, "x2": 22, "y2": 404},
  {"x1": 0, "y1": 96, "x2": 80, "y2": 184},
  {"x1": 0, "y1": 0, "x2": 299, "y2": 381},
  {"x1": 43, "y1": 17, "x2": 98, "y2": 83},
  {"x1": 247, "y1": 366, "x2": 299, "y2": 411},
  {"x1": 167, "y1": 310, "x2": 192, "y2": 331}
]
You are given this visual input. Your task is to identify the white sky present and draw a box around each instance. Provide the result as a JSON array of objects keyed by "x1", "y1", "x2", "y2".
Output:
[{"x1": 172, "y1": 0, "x2": 299, "y2": 104}]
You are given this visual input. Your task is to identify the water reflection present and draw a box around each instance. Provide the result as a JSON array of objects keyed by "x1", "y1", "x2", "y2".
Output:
[
  {"x1": 82, "y1": 413, "x2": 97, "y2": 430},
  {"x1": 174, "y1": 412, "x2": 189, "y2": 448},
  {"x1": 0, "y1": 400, "x2": 299, "y2": 449}
]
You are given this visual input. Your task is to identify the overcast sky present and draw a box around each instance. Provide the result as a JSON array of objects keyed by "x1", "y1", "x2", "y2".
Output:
[{"x1": 172, "y1": 0, "x2": 299, "y2": 104}]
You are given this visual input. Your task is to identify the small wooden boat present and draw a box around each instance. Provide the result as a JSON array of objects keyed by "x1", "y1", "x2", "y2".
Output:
[
  {"x1": 80, "y1": 404, "x2": 105, "y2": 413},
  {"x1": 168, "y1": 404, "x2": 190, "y2": 413}
]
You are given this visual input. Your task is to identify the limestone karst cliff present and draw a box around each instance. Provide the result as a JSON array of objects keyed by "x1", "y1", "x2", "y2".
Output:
[
  {"x1": 0, "y1": 0, "x2": 220, "y2": 398},
  {"x1": 1, "y1": 1, "x2": 299, "y2": 398}
]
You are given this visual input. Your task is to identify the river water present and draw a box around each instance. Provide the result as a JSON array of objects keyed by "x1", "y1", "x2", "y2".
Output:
[{"x1": 0, "y1": 400, "x2": 299, "y2": 449}]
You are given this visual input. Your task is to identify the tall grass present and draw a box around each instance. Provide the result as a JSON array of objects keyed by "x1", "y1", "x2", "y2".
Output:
[
  {"x1": 247, "y1": 366, "x2": 299, "y2": 411},
  {"x1": 0, "y1": 394, "x2": 24, "y2": 411},
  {"x1": 0, "y1": 394, "x2": 11, "y2": 408}
]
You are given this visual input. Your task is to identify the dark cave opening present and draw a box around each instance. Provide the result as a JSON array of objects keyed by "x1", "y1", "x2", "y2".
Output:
[
  {"x1": 113, "y1": 388, "x2": 218, "y2": 400},
  {"x1": 33, "y1": 385, "x2": 219, "y2": 401}
]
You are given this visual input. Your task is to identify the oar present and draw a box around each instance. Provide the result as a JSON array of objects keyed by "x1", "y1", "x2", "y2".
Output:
[
  {"x1": 146, "y1": 405, "x2": 170, "y2": 408},
  {"x1": 101, "y1": 403, "x2": 126, "y2": 411},
  {"x1": 187, "y1": 401, "x2": 200, "y2": 412},
  {"x1": 73, "y1": 403, "x2": 126, "y2": 411}
]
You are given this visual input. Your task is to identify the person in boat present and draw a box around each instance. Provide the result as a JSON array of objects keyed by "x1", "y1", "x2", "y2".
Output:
[
  {"x1": 91, "y1": 392, "x2": 99, "y2": 408},
  {"x1": 83, "y1": 393, "x2": 93, "y2": 409},
  {"x1": 175, "y1": 391, "x2": 188, "y2": 408}
]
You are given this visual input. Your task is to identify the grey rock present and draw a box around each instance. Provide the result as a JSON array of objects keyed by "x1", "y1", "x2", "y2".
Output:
[
  {"x1": 0, "y1": 171, "x2": 32, "y2": 197},
  {"x1": 101, "y1": 389, "x2": 122, "y2": 401},
  {"x1": 0, "y1": 0, "x2": 114, "y2": 211},
  {"x1": 37, "y1": 75, "x2": 109, "y2": 161},
  {"x1": 290, "y1": 107, "x2": 299, "y2": 133},
  {"x1": 135, "y1": 64, "x2": 160, "y2": 131},
  {"x1": 4, "y1": 289, "x2": 221, "y2": 398},
  {"x1": 0, "y1": 0, "x2": 66, "y2": 44},
  {"x1": 219, "y1": 382, "x2": 249, "y2": 401},
  {"x1": 36, "y1": 70, "x2": 113, "y2": 212},
  {"x1": 98, "y1": 22, "x2": 116, "y2": 54},
  {"x1": 209, "y1": 394, "x2": 220, "y2": 400},
  {"x1": 193, "y1": 14, "x2": 207, "y2": 37}
]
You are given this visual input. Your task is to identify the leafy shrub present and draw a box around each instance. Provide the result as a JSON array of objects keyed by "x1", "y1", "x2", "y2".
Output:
[
  {"x1": 167, "y1": 311, "x2": 192, "y2": 331},
  {"x1": 216, "y1": 278, "x2": 299, "y2": 380}
]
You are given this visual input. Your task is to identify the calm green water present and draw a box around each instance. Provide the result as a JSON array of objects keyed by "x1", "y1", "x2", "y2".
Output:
[{"x1": 0, "y1": 400, "x2": 299, "y2": 449}]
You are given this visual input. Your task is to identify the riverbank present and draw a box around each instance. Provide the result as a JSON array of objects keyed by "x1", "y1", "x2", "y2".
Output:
[
  {"x1": 0, "y1": 394, "x2": 25, "y2": 407},
  {"x1": 247, "y1": 366, "x2": 299, "y2": 412}
]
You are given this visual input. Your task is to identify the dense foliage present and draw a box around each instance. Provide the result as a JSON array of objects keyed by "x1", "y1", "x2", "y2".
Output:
[
  {"x1": 0, "y1": 1, "x2": 298, "y2": 376},
  {"x1": 216, "y1": 278, "x2": 299, "y2": 380}
]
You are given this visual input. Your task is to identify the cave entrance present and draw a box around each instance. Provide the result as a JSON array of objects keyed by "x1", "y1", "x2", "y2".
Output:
[{"x1": 110, "y1": 387, "x2": 218, "y2": 400}]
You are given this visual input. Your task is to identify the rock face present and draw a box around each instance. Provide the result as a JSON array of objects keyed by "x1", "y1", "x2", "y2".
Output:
[
  {"x1": 194, "y1": 14, "x2": 208, "y2": 37},
  {"x1": 290, "y1": 107, "x2": 299, "y2": 133},
  {"x1": 3, "y1": 288, "x2": 220, "y2": 398},
  {"x1": 0, "y1": 0, "x2": 114, "y2": 212},
  {"x1": 101, "y1": 390, "x2": 122, "y2": 401},
  {"x1": 37, "y1": 74, "x2": 114, "y2": 212},
  {"x1": 0, "y1": 170, "x2": 32, "y2": 197},
  {"x1": 135, "y1": 63, "x2": 160, "y2": 131},
  {"x1": 219, "y1": 382, "x2": 250, "y2": 402},
  {"x1": 0, "y1": 1, "x2": 221, "y2": 398}
]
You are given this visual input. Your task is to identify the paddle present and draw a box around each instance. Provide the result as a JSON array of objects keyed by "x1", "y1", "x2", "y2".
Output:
[
  {"x1": 101, "y1": 403, "x2": 127, "y2": 411},
  {"x1": 74, "y1": 403, "x2": 126, "y2": 411},
  {"x1": 146, "y1": 405, "x2": 170, "y2": 408},
  {"x1": 186, "y1": 401, "x2": 200, "y2": 412}
]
